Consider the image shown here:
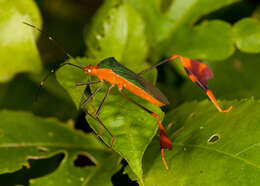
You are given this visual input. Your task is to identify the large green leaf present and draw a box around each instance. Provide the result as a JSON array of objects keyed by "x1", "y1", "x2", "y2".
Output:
[
  {"x1": 84, "y1": 0, "x2": 148, "y2": 66},
  {"x1": 126, "y1": 0, "x2": 239, "y2": 60},
  {"x1": 0, "y1": 110, "x2": 120, "y2": 185},
  {"x1": 125, "y1": 0, "x2": 171, "y2": 45},
  {"x1": 166, "y1": 20, "x2": 234, "y2": 61},
  {"x1": 233, "y1": 18, "x2": 260, "y2": 53},
  {"x1": 0, "y1": 0, "x2": 42, "y2": 82},
  {"x1": 56, "y1": 57, "x2": 164, "y2": 181},
  {"x1": 163, "y1": 0, "x2": 239, "y2": 59},
  {"x1": 140, "y1": 99, "x2": 260, "y2": 185}
]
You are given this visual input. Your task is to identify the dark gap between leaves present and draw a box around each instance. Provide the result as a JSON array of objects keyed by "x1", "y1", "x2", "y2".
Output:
[
  {"x1": 111, "y1": 159, "x2": 138, "y2": 186},
  {"x1": 75, "y1": 111, "x2": 93, "y2": 133},
  {"x1": 0, "y1": 153, "x2": 64, "y2": 186},
  {"x1": 197, "y1": 1, "x2": 258, "y2": 24}
]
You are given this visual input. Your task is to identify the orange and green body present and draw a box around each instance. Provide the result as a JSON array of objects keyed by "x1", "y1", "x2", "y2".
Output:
[
  {"x1": 83, "y1": 56, "x2": 232, "y2": 170},
  {"x1": 84, "y1": 57, "x2": 173, "y2": 169},
  {"x1": 84, "y1": 57, "x2": 169, "y2": 106},
  {"x1": 24, "y1": 22, "x2": 232, "y2": 171}
]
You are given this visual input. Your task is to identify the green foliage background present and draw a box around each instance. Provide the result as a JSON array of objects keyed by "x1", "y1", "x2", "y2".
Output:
[{"x1": 0, "y1": 0, "x2": 260, "y2": 185}]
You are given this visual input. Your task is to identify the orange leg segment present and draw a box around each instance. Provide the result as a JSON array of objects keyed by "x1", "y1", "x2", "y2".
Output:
[{"x1": 206, "y1": 90, "x2": 232, "y2": 112}]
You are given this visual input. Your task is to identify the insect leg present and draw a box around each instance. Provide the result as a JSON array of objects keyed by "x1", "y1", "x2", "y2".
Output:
[
  {"x1": 80, "y1": 83, "x2": 104, "y2": 110},
  {"x1": 119, "y1": 90, "x2": 172, "y2": 170},
  {"x1": 75, "y1": 80, "x2": 101, "y2": 104},
  {"x1": 179, "y1": 57, "x2": 232, "y2": 113},
  {"x1": 96, "y1": 85, "x2": 114, "y2": 117},
  {"x1": 76, "y1": 80, "x2": 101, "y2": 86},
  {"x1": 34, "y1": 62, "x2": 84, "y2": 102},
  {"x1": 79, "y1": 84, "x2": 115, "y2": 148},
  {"x1": 84, "y1": 109, "x2": 115, "y2": 149},
  {"x1": 139, "y1": 54, "x2": 232, "y2": 112},
  {"x1": 95, "y1": 85, "x2": 114, "y2": 137},
  {"x1": 138, "y1": 57, "x2": 172, "y2": 75},
  {"x1": 23, "y1": 22, "x2": 85, "y2": 66}
]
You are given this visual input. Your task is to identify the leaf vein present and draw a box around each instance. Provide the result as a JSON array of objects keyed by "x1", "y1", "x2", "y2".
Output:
[{"x1": 174, "y1": 143, "x2": 260, "y2": 169}]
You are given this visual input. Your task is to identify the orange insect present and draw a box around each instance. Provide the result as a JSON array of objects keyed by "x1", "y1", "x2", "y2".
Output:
[{"x1": 24, "y1": 22, "x2": 232, "y2": 170}]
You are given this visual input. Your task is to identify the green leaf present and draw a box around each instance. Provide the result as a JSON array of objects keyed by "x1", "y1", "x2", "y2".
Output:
[
  {"x1": 141, "y1": 99, "x2": 260, "y2": 186},
  {"x1": 163, "y1": 0, "x2": 239, "y2": 55},
  {"x1": 125, "y1": 0, "x2": 171, "y2": 45},
  {"x1": 181, "y1": 51, "x2": 260, "y2": 101},
  {"x1": 126, "y1": 0, "x2": 239, "y2": 60},
  {"x1": 31, "y1": 153, "x2": 120, "y2": 186},
  {"x1": 86, "y1": 88, "x2": 163, "y2": 182},
  {"x1": 56, "y1": 57, "x2": 164, "y2": 181},
  {"x1": 166, "y1": 0, "x2": 239, "y2": 29},
  {"x1": 0, "y1": 110, "x2": 120, "y2": 185},
  {"x1": 165, "y1": 20, "x2": 235, "y2": 61},
  {"x1": 0, "y1": 74, "x2": 78, "y2": 121},
  {"x1": 56, "y1": 58, "x2": 91, "y2": 109},
  {"x1": 233, "y1": 18, "x2": 260, "y2": 53},
  {"x1": 84, "y1": 0, "x2": 148, "y2": 66},
  {"x1": 0, "y1": 0, "x2": 42, "y2": 82}
]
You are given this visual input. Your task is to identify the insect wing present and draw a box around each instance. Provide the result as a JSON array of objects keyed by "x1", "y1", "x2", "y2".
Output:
[{"x1": 98, "y1": 58, "x2": 169, "y2": 105}]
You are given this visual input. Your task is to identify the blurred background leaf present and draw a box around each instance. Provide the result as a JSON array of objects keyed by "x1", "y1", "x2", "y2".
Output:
[
  {"x1": 233, "y1": 18, "x2": 260, "y2": 53},
  {"x1": 126, "y1": 0, "x2": 240, "y2": 61},
  {"x1": 0, "y1": 0, "x2": 42, "y2": 82},
  {"x1": 84, "y1": 0, "x2": 148, "y2": 67},
  {"x1": 0, "y1": 110, "x2": 120, "y2": 186}
]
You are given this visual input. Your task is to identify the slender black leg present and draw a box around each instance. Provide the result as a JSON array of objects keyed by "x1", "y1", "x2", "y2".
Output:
[
  {"x1": 137, "y1": 57, "x2": 172, "y2": 75},
  {"x1": 76, "y1": 80, "x2": 101, "y2": 113},
  {"x1": 95, "y1": 116, "x2": 115, "y2": 149},
  {"x1": 35, "y1": 62, "x2": 84, "y2": 102},
  {"x1": 96, "y1": 85, "x2": 114, "y2": 117},
  {"x1": 80, "y1": 101, "x2": 115, "y2": 149},
  {"x1": 95, "y1": 85, "x2": 114, "y2": 137},
  {"x1": 80, "y1": 83, "x2": 104, "y2": 110},
  {"x1": 82, "y1": 108, "x2": 115, "y2": 149},
  {"x1": 119, "y1": 90, "x2": 172, "y2": 170},
  {"x1": 77, "y1": 83, "x2": 115, "y2": 149},
  {"x1": 76, "y1": 80, "x2": 101, "y2": 86}
]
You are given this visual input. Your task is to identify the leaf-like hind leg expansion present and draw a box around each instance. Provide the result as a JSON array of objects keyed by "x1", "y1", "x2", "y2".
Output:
[
  {"x1": 119, "y1": 90, "x2": 172, "y2": 170},
  {"x1": 171, "y1": 55, "x2": 232, "y2": 112}
]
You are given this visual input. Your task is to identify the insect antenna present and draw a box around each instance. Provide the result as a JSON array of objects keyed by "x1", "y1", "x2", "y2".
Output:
[
  {"x1": 23, "y1": 22, "x2": 85, "y2": 101},
  {"x1": 34, "y1": 62, "x2": 83, "y2": 102},
  {"x1": 23, "y1": 22, "x2": 85, "y2": 66}
]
